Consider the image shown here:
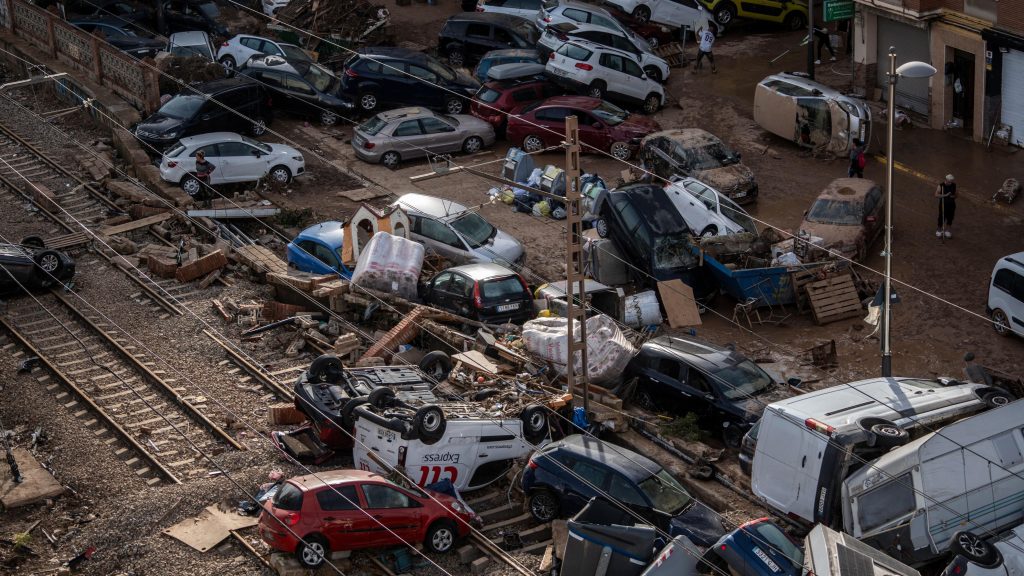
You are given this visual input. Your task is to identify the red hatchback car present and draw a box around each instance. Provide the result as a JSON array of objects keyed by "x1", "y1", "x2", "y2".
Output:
[
  {"x1": 259, "y1": 470, "x2": 476, "y2": 568},
  {"x1": 507, "y1": 96, "x2": 661, "y2": 160},
  {"x1": 471, "y1": 67, "x2": 561, "y2": 132}
]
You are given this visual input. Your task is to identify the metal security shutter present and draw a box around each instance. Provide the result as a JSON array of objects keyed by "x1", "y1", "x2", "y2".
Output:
[
  {"x1": 876, "y1": 18, "x2": 930, "y2": 115},
  {"x1": 1002, "y1": 49, "x2": 1024, "y2": 147}
]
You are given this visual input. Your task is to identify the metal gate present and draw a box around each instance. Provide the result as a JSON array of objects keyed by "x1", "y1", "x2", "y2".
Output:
[
  {"x1": 1002, "y1": 48, "x2": 1024, "y2": 147},
  {"x1": 876, "y1": 17, "x2": 931, "y2": 115}
]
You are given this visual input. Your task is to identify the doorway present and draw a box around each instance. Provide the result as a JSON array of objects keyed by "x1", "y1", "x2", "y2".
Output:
[{"x1": 950, "y1": 49, "x2": 975, "y2": 133}]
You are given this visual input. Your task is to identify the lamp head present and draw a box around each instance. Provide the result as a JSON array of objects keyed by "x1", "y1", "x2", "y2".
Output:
[{"x1": 896, "y1": 60, "x2": 937, "y2": 78}]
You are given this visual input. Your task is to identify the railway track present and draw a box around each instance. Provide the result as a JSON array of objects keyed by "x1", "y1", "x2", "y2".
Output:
[
  {"x1": 0, "y1": 120, "x2": 183, "y2": 316},
  {"x1": 460, "y1": 489, "x2": 549, "y2": 576},
  {"x1": 0, "y1": 290, "x2": 244, "y2": 485}
]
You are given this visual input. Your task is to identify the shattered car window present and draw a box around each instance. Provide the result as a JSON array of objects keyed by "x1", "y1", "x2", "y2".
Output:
[
  {"x1": 714, "y1": 360, "x2": 773, "y2": 400},
  {"x1": 805, "y1": 198, "x2": 861, "y2": 225},
  {"x1": 653, "y1": 235, "x2": 695, "y2": 271},
  {"x1": 679, "y1": 143, "x2": 735, "y2": 171},
  {"x1": 638, "y1": 469, "x2": 692, "y2": 514}
]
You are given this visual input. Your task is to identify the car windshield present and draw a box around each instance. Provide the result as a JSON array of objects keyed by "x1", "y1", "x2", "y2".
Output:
[
  {"x1": 751, "y1": 523, "x2": 803, "y2": 567},
  {"x1": 427, "y1": 60, "x2": 456, "y2": 81},
  {"x1": 159, "y1": 94, "x2": 204, "y2": 119},
  {"x1": 303, "y1": 63, "x2": 337, "y2": 92},
  {"x1": 482, "y1": 276, "x2": 525, "y2": 300},
  {"x1": 719, "y1": 198, "x2": 757, "y2": 233},
  {"x1": 637, "y1": 470, "x2": 691, "y2": 514},
  {"x1": 359, "y1": 116, "x2": 388, "y2": 136},
  {"x1": 281, "y1": 44, "x2": 311, "y2": 62},
  {"x1": 806, "y1": 198, "x2": 861, "y2": 225},
  {"x1": 241, "y1": 135, "x2": 272, "y2": 153},
  {"x1": 714, "y1": 360, "x2": 774, "y2": 400},
  {"x1": 590, "y1": 101, "x2": 628, "y2": 126},
  {"x1": 682, "y1": 143, "x2": 736, "y2": 170},
  {"x1": 439, "y1": 114, "x2": 459, "y2": 126},
  {"x1": 171, "y1": 43, "x2": 212, "y2": 59},
  {"x1": 477, "y1": 86, "x2": 501, "y2": 103},
  {"x1": 652, "y1": 234, "x2": 696, "y2": 272},
  {"x1": 450, "y1": 213, "x2": 496, "y2": 248}
]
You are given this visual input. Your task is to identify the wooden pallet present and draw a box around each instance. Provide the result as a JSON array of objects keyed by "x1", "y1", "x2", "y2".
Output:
[
  {"x1": 806, "y1": 273, "x2": 863, "y2": 325},
  {"x1": 654, "y1": 42, "x2": 686, "y2": 67}
]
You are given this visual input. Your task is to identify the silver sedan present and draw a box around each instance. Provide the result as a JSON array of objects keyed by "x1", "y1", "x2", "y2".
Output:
[{"x1": 352, "y1": 107, "x2": 496, "y2": 170}]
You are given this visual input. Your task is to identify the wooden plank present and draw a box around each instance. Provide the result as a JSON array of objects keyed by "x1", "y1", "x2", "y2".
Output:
[
  {"x1": 452, "y1": 350, "x2": 500, "y2": 375},
  {"x1": 98, "y1": 212, "x2": 172, "y2": 235},
  {"x1": 657, "y1": 279, "x2": 702, "y2": 328},
  {"x1": 807, "y1": 273, "x2": 861, "y2": 325}
]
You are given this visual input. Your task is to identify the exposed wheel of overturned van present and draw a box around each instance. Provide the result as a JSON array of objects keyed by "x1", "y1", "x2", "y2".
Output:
[
  {"x1": 425, "y1": 520, "x2": 458, "y2": 553},
  {"x1": 308, "y1": 354, "x2": 342, "y2": 383},
  {"x1": 369, "y1": 386, "x2": 396, "y2": 409},
  {"x1": 631, "y1": 4, "x2": 651, "y2": 23},
  {"x1": 700, "y1": 225, "x2": 719, "y2": 238},
  {"x1": 521, "y1": 406, "x2": 548, "y2": 443},
  {"x1": 419, "y1": 351, "x2": 453, "y2": 383},
  {"x1": 341, "y1": 397, "x2": 369, "y2": 429},
  {"x1": 861, "y1": 418, "x2": 908, "y2": 448},
  {"x1": 296, "y1": 533, "x2": 329, "y2": 568},
  {"x1": 983, "y1": 390, "x2": 1013, "y2": 408},
  {"x1": 528, "y1": 490, "x2": 558, "y2": 522},
  {"x1": 722, "y1": 424, "x2": 744, "y2": 449},
  {"x1": 413, "y1": 405, "x2": 446, "y2": 444},
  {"x1": 950, "y1": 531, "x2": 1002, "y2": 569}
]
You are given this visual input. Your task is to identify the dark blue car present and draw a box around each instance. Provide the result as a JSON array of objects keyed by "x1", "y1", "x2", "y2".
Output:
[
  {"x1": 286, "y1": 221, "x2": 352, "y2": 278},
  {"x1": 700, "y1": 518, "x2": 803, "y2": 576},
  {"x1": 339, "y1": 47, "x2": 481, "y2": 115},
  {"x1": 521, "y1": 435, "x2": 726, "y2": 547}
]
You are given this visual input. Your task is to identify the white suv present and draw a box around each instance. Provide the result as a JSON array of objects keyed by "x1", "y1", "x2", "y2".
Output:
[
  {"x1": 603, "y1": 0, "x2": 708, "y2": 30},
  {"x1": 351, "y1": 386, "x2": 552, "y2": 492},
  {"x1": 158, "y1": 132, "x2": 305, "y2": 196},
  {"x1": 664, "y1": 176, "x2": 757, "y2": 237},
  {"x1": 216, "y1": 34, "x2": 310, "y2": 74},
  {"x1": 988, "y1": 251, "x2": 1024, "y2": 338},
  {"x1": 538, "y1": 22, "x2": 669, "y2": 82},
  {"x1": 545, "y1": 40, "x2": 663, "y2": 114}
]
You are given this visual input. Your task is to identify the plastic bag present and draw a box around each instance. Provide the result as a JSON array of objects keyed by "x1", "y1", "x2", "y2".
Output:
[
  {"x1": 351, "y1": 231, "x2": 424, "y2": 300},
  {"x1": 521, "y1": 315, "x2": 636, "y2": 386}
]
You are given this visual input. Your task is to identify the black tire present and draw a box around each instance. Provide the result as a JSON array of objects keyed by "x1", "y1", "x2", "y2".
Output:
[
  {"x1": 586, "y1": 81, "x2": 605, "y2": 99},
  {"x1": 595, "y1": 218, "x2": 609, "y2": 238},
  {"x1": 472, "y1": 388, "x2": 499, "y2": 401},
  {"x1": 447, "y1": 46, "x2": 465, "y2": 68},
  {"x1": 296, "y1": 533, "x2": 329, "y2": 568},
  {"x1": 863, "y1": 419, "x2": 908, "y2": 448},
  {"x1": 643, "y1": 66, "x2": 661, "y2": 83},
  {"x1": 444, "y1": 97, "x2": 465, "y2": 115},
  {"x1": 462, "y1": 135, "x2": 484, "y2": 154},
  {"x1": 368, "y1": 387, "x2": 396, "y2": 409},
  {"x1": 528, "y1": 489, "x2": 558, "y2": 522},
  {"x1": 522, "y1": 134, "x2": 545, "y2": 153},
  {"x1": 249, "y1": 115, "x2": 268, "y2": 136},
  {"x1": 381, "y1": 150, "x2": 401, "y2": 170},
  {"x1": 359, "y1": 91, "x2": 379, "y2": 112},
  {"x1": 20, "y1": 235, "x2": 44, "y2": 248},
  {"x1": 340, "y1": 397, "x2": 369, "y2": 429},
  {"x1": 308, "y1": 354, "x2": 342, "y2": 383},
  {"x1": 983, "y1": 391, "x2": 1013, "y2": 409},
  {"x1": 419, "y1": 351, "x2": 453, "y2": 382},
  {"x1": 700, "y1": 225, "x2": 719, "y2": 237},
  {"x1": 642, "y1": 93, "x2": 660, "y2": 115},
  {"x1": 722, "y1": 424, "x2": 743, "y2": 449},
  {"x1": 413, "y1": 405, "x2": 446, "y2": 444},
  {"x1": 181, "y1": 174, "x2": 203, "y2": 197},
  {"x1": 268, "y1": 165, "x2": 292, "y2": 184},
  {"x1": 632, "y1": 4, "x2": 651, "y2": 23},
  {"x1": 34, "y1": 250, "x2": 64, "y2": 278},
  {"x1": 632, "y1": 387, "x2": 656, "y2": 411},
  {"x1": 784, "y1": 11, "x2": 806, "y2": 31},
  {"x1": 425, "y1": 520, "x2": 458, "y2": 553},
  {"x1": 992, "y1": 308, "x2": 1011, "y2": 336},
  {"x1": 949, "y1": 531, "x2": 1002, "y2": 569},
  {"x1": 520, "y1": 406, "x2": 548, "y2": 444},
  {"x1": 219, "y1": 55, "x2": 236, "y2": 76},
  {"x1": 714, "y1": 2, "x2": 736, "y2": 26}
]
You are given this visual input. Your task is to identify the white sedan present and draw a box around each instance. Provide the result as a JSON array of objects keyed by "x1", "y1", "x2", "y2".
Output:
[
  {"x1": 664, "y1": 176, "x2": 757, "y2": 237},
  {"x1": 159, "y1": 132, "x2": 305, "y2": 196}
]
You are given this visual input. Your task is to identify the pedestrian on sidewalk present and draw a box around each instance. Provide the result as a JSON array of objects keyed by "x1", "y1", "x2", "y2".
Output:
[
  {"x1": 935, "y1": 173, "x2": 957, "y2": 238},
  {"x1": 813, "y1": 25, "x2": 836, "y2": 65},
  {"x1": 848, "y1": 138, "x2": 865, "y2": 178},
  {"x1": 694, "y1": 23, "x2": 717, "y2": 74}
]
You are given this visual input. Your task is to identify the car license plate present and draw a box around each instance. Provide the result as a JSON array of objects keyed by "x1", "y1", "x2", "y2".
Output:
[
  {"x1": 753, "y1": 547, "x2": 780, "y2": 573},
  {"x1": 551, "y1": 67, "x2": 567, "y2": 77},
  {"x1": 733, "y1": 191, "x2": 747, "y2": 198},
  {"x1": 497, "y1": 303, "x2": 520, "y2": 312}
]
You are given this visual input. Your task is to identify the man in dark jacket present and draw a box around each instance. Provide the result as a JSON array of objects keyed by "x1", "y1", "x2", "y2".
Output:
[{"x1": 193, "y1": 150, "x2": 216, "y2": 208}]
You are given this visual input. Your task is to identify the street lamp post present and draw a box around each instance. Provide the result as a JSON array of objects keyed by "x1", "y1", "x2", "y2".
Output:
[{"x1": 881, "y1": 47, "x2": 936, "y2": 377}]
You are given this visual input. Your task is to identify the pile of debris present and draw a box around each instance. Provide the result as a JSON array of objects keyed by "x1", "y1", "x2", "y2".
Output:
[
  {"x1": 274, "y1": 0, "x2": 391, "y2": 62},
  {"x1": 154, "y1": 54, "x2": 226, "y2": 96}
]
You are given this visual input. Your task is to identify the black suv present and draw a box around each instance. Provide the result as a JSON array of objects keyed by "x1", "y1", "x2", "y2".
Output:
[
  {"x1": 134, "y1": 78, "x2": 272, "y2": 149},
  {"x1": 160, "y1": 0, "x2": 228, "y2": 37},
  {"x1": 591, "y1": 183, "x2": 714, "y2": 297},
  {"x1": 340, "y1": 47, "x2": 481, "y2": 115},
  {"x1": 625, "y1": 335, "x2": 786, "y2": 447},
  {"x1": 240, "y1": 55, "x2": 354, "y2": 126},
  {"x1": 438, "y1": 12, "x2": 541, "y2": 68},
  {"x1": 0, "y1": 238, "x2": 76, "y2": 294}
]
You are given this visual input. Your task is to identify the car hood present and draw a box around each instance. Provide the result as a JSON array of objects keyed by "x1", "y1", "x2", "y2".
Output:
[
  {"x1": 731, "y1": 384, "x2": 793, "y2": 419},
  {"x1": 452, "y1": 114, "x2": 494, "y2": 134},
  {"x1": 482, "y1": 229, "x2": 524, "y2": 264},
  {"x1": 798, "y1": 220, "x2": 863, "y2": 253},
  {"x1": 694, "y1": 164, "x2": 755, "y2": 195},
  {"x1": 669, "y1": 501, "x2": 727, "y2": 547},
  {"x1": 614, "y1": 115, "x2": 661, "y2": 138},
  {"x1": 136, "y1": 113, "x2": 184, "y2": 134},
  {"x1": 267, "y1": 143, "x2": 302, "y2": 158},
  {"x1": 455, "y1": 71, "x2": 482, "y2": 90}
]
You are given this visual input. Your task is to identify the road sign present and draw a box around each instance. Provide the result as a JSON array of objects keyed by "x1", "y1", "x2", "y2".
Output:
[{"x1": 825, "y1": 0, "x2": 854, "y2": 21}]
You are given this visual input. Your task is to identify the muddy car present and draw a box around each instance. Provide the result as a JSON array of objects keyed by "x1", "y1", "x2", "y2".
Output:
[
  {"x1": 0, "y1": 238, "x2": 76, "y2": 294},
  {"x1": 754, "y1": 72, "x2": 872, "y2": 156},
  {"x1": 797, "y1": 178, "x2": 884, "y2": 262},
  {"x1": 639, "y1": 129, "x2": 758, "y2": 204}
]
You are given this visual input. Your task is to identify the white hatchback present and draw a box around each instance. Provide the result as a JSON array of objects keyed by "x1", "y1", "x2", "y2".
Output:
[
  {"x1": 537, "y1": 21, "x2": 670, "y2": 82},
  {"x1": 159, "y1": 132, "x2": 305, "y2": 196},
  {"x1": 215, "y1": 34, "x2": 309, "y2": 74},
  {"x1": 602, "y1": 0, "x2": 708, "y2": 30},
  {"x1": 545, "y1": 39, "x2": 663, "y2": 114},
  {"x1": 664, "y1": 176, "x2": 757, "y2": 237}
]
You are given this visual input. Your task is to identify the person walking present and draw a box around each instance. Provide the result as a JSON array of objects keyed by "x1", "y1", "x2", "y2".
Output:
[
  {"x1": 193, "y1": 150, "x2": 216, "y2": 208},
  {"x1": 848, "y1": 138, "x2": 865, "y2": 178},
  {"x1": 694, "y1": 23, "x2": 717, "y2": 74},
  {"x1": 813, "y1": 25, "x2": 836, "y2": 65},
  {"x1": 935, "y1": 173, "x2": 957, "y2": 238}
]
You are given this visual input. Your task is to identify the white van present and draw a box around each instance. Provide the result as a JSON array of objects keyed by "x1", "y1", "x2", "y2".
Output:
[
  {"x1": 987, "y1": 252, "x2": 1024, "y2": 338},
  {"x1": 751, "y1": 377, "x2": 1011, "y2": 528},
  {"x1": 842, "y1": 401, "x2": 1024, "y2": 565},
  {"x1": 803, "y1": 524, "x2": 921, "y2": 576}
]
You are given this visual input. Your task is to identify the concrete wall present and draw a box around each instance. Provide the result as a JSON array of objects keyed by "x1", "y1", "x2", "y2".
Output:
[{"x1": 929, "y1": 22, "x2": 986, "y2": 140}]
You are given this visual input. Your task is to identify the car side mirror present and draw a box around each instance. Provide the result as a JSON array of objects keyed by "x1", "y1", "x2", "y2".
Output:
[{"x1": 251, "y1": 149, "x2": 262, "y2": 158}]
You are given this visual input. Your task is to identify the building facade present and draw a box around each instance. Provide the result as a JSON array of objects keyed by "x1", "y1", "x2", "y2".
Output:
[{"x1": 851, "y1": 0, "x2": 1024, "y2": 146}]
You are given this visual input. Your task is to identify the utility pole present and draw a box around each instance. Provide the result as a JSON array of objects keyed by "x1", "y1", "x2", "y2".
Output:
[
  {"x1": 562, "y1": 117, "x2": 589, "y2": 417},
  {"x1": 807, "y1": 0, "x2": 816, "y2": 80}
]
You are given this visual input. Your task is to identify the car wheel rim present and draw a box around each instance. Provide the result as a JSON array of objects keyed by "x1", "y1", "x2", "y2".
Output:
[
  {"x1": 383, "y1": 153, "x2": 399, "y2": 168},
  {"x1": 959, "y1": 533, "x2": 986, "y2": 557},
  {"x1": 321, "y1": 112, "x2": 337, "y2": 125},
  {"x1": 532, "y1": 495, "x2": 555, "y2": 519},
  {"x1": 992, "y1": 395, "x2": 1010, "y2": 406},
  {"x1": 636, "y1": 391, "x2": 654, "y2": 410},
  {"x1": 422, "y1": 411, "x2": 441, "y2": 432},
  {"x1": 447, "y1": 99, "x2": 463, "y2": 114},
  {"x1": 645, "y1": 98, "x2": 659, "y2": 113},
  {"x1": 587, "y1": 87, "x2": 602, "y2": 98},
  {"x1": 360, "y1": 94, "x2": 377, "y2": 110},
  {"x1": 717, "y1": 9, "x2": 732, "y2": 24},
  {"x1": 596, "y1": 219, "x2": 607, "y2": 237},
  {"x1": 449, "y1": 52, "x2": 463, "y2": 66},
  {"x1": 184, "y1": 179, "x2": 200, "y2": 195},
  {"x1": 878, "y1": 426, "x2": 898, "y2": 437},
  {"x1": 465, "y1": 137, "x2": 481, "y2": 153},
  {"x1": 433, "y1": 528, "x2": 454, "y2": 551},
  {"x1": 524, "y1": 136, "x2": 542, "y2": 152},
  {"x1": 302, "y1": 543, "x2": 325, "y2": 565},
  {"x1": 528, "y1": 412, "x2": 544, "y2": 431},
  {"x1": 221, "y1": 58, "x2": 234, "y2": 73},
  {"x1": 252, "y1": 119, "x2": 266, "y2": 135},
  {"x1": 271, "y1": 168, "x2": 289, "y2": 183},
  {"x1": 40, "y1": 254, "x2": 58, "y2": 272},
  {"x1": 993, "y1": 310, "x2": 1009, "y2": 334},
  {"x1": 610, "y1": 143, "x2": 630, "y2": 159}
]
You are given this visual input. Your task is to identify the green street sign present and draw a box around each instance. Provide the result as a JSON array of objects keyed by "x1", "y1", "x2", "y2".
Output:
[{"x1": 825, "y1": 0, "x2": 854, "y2": 21}]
